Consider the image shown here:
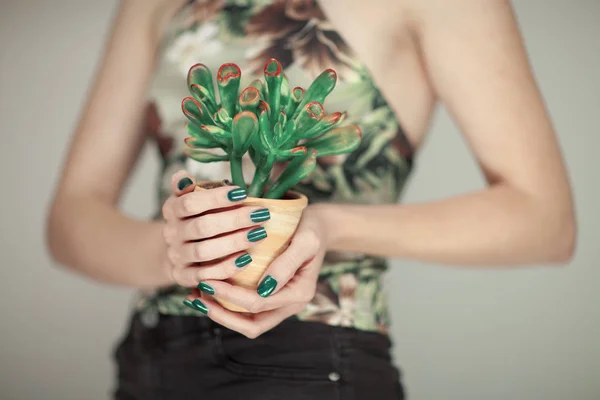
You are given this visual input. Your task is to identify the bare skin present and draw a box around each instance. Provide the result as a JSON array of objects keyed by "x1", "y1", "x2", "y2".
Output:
[{"x1": 47, "y1": 0, "x2": 576, "y2": 338}]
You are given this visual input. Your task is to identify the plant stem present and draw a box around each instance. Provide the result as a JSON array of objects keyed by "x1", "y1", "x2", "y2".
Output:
[
  {"x1": 248, "y1": 154, "x2": 275, "y2": 197},
  {"x1": 230, "y1": 156, "x2": 246, "y2": 189}
]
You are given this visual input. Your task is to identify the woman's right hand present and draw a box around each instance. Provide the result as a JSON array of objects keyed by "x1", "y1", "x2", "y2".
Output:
[{"x1": 161, "y1": 170, "x2": 270, "y2": 288}]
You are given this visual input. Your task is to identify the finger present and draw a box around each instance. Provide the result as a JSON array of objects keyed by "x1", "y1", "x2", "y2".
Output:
[
  {"x1": 169, "y1": 252, "x2": 253, "y2": 287},
  {"x1": 179, "y1": 206, "x2": 271, "y2": 241},
  {"x1": 199, "y1": 258, "x2": 318, "y2": 313},
  {"x1": 178, "y1": 226, "x2": 267, "y2": 263},
  {"x1": 197, "y1": 279, "x2": 264, "y2": 313},
  {"x1": 173, "y1": 185, "x2": 248, "y2": 219},
  {"x1": 198, "y1": 295, "x2": 302, "y2": 339},
  {"x1": 170, "y1": 170, "x2": 197, "y2": 196},
  {"x1": 256, "y1": 229, "x2": 320, "y2": 298}
]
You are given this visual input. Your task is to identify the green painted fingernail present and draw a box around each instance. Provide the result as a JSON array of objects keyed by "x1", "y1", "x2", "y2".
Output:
[
  {"x1": 227, "y1": 188, "x2": 247, "y2": 201},
  {"x1": 192, "y1": 299, "x2": 209, "y2": 314},
  {"x1": 197, "y1": 282, "x2": 215, "y2": 295},
  {"x1": 183, "y1": 299, "x2": 196, "y2": 310},
  {"x1": 250, "y1": 208, "x2": 271, "y2": 223},
  {"x1": 235, "y1": 253, "x2": 252, "y2": 268},
  {"x1": 178, "y1": 177, "x2": 193, "y2": 191},
  {"x1": 257, "y1": 275, "x2": 277, "y2": 298},
  {"x1": 247, "y1": 227, "x2": 267, "y2": 242}
]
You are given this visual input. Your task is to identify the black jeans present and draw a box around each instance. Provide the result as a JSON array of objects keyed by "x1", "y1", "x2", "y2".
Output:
[{"x1": 114, "y1": 313, "x2": 405, "y2": 400}]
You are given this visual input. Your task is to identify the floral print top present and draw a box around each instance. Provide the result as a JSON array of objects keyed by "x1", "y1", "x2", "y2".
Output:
[{"x1": 136, "y1": 0, "x2": 415, "y2": 334}]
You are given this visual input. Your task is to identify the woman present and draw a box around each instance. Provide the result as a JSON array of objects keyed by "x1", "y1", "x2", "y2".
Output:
[{"x1": 46, "y1": 0, "x2": 576, "y2": 399}]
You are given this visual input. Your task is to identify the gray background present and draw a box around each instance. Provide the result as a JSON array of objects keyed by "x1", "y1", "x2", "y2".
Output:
[{"x1": 1, "y1": 0, "x2": 598, "y2": 399}]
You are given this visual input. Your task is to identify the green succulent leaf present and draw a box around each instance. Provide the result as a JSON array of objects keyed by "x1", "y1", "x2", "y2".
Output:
[
  {"x1": 257, "y1": 100, "x2": 273, "y2": 151},
  {"x1": 275, "y1": 145, "x2": 308, "y2": 162},
  {"x1": 184, "y1": 130, "x2": 221, "y2": 149},
  {"x1": 238, "y1": 86, "x2": 260, "y2": 112},
  {"x1": 264, "y1": 58, "x2": 283, "y2": 126},
  {"x1": 280, "y1": 74, "x2": 290, "y2": 111},
  {"x1": 184, "y1": 148, "x2": 229, "y2": 163},
  {"x1": 182, "y1": 97, "x2": 207, "y2": 126},
  {"x1": 217, "y1": 63, "x2": 242, "y2": 117},
  {"x1": 249, "y1": 79, "x2": 267, "y2": 100},
  {"x1": 264, "y1": 149, "x2": 317, "y2": 199},
  {"x1": 232, "y1": 111, "x2": 258, "y2": 156},
  {"x1": 187, "y1": 63, "x2": 215, "y2": 101},
  {"x1": 292, "y1": 69, "x2": 336, "y2": 119},
  {"x1": 200, "y1": 124, "x2": 232, "y2": 147},
  {"x1": 306, "y1": 125, "x2": 362, "y2": 157},
  {"x1": 299, "y1": 111, "x2": 346, "y2": 140},
  {"x1": 274, "y1": 111, "x2": 287, "y2": 146},
  {"x1": 294, "y1": 102, "x2": 324, "y2": 138},
  {"x1": 285, "y1": 86, "x2": 304, "y2": 117},
  {"x1": 190, "y1": 84, "x2": 218, "y2": 114},
  {"x1": 215, "y1": 107, "x2": 232, "y2": 130}
]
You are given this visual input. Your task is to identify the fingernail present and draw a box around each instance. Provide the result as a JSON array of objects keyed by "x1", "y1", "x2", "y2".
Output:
[
  {"x1": 178, "y1": 177, "x2": 193, "y2": 191},
  {"x1": 197, "y1": 282, "x2": 215, "y2": 295},
  {"x1": 192, "y1": 299, "x2": 209, "y2": 314},
  {"x1": 247, "y1": 227, "x2": 267, "y2": 242},
  {"x1": 250, "y1": 208, "x2": 270, "y2": 223},
  {"x1": 257, "y1": 275, "x2": 277, "y2": 298},
  {"x1": 227, "y1": 188, "x2": 247, "y2": 201},
  {"x1": 235, "y1": 253, "x2": 252, "y2": 268},
  {"x1": 183, "y1": 298, "x2": 196, "y2": 310}
]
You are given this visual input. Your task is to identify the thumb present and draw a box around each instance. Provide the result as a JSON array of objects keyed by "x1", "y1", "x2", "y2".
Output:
[{"x1": 170, "y1": 169, "x2": 197, "y2": 197}]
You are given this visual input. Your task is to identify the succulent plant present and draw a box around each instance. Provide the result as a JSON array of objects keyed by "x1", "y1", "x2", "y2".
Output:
[{"x1": 182, "y1": 58, "x2": 362, "y2": 199}]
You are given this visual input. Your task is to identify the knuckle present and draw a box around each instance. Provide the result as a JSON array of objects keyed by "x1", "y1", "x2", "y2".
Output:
[
  {"x1": 201, "y1": 194, "x2": 218, "y2": 213},
  {"x1": 248, "y1": 297, "x2": 264, "y2": 314},
  {"x1": 161, "y1": 198, "x2": 173, "y2": 220},
  {"x1": 170, "y1": 267, "x2": 183, "y2": 286},
  {"x1": 161, "y1": 224, "x2": 172, "y2": 244},
  {"x1": 234, "y1": 209, "x2": 247, "y2": 228},
  {"x1": 181, "y1": 196, "x2": 195, "y2": 214},
  {"x1": 199, "y1": 214, "x2": 219, "y2": 237},
  {"x1": 300, "y1": 285, "x2": 316, "y2": 303},
  {"x1": 193, "y1": 243, "x2": 205, "y2": 261},
  {"x1": 245, "y1": 326, "x2": 262, "y2": 340},
  {"x1": 233, "y1": 233, "x2": 248, "y2": 250},
  {"x1": 301, "y1": 230, "x2": 320, "y2": 252},
  {"x1": 167, "y1": 247, "x2": 179, "y2": 265},
  {"x1": 190, "y1": 218, "x2": 206, "y2": 238}
]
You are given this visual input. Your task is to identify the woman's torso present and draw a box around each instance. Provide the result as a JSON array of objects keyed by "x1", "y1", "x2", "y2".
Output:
[{"x1": 136, "y1": 0, "x2": 434, "y2": 334}]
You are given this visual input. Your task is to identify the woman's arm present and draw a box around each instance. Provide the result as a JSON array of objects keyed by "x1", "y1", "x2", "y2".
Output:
[
  {"x1": 46, "y1": 0, "x2": 187, "y2": 288},
  {"x1": 318, "y1": 0, "x2": 576, "y2": 266}
]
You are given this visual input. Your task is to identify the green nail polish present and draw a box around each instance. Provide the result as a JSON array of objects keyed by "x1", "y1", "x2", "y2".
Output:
[
  {"x1": 197, "y1": 282, "x2": 215, "y2": 295},
  {"x1": 192, "y1": 299, "x2": 209, "y2": 314},
  {"x1": 227, "y1": 188, "x2": 247, "y2": 201},
  {"x1": 247, "y1": 227, "x2": 267, "y2": 242},
  {"x1": 257, "y1": 275, "x2": 277, "y2": 298},
  {"x1": 250, "y1": 208, "x2": 271, "y2": 223},
  {"x1": 183, "y1": 299, "x2": 196, "y2": 310},
  {"x1": 178, "y1": 177, "x2": 193, "y2": 191},
  {"x1": 235, "y1": 253, "x2": 252, "y2": 268}
]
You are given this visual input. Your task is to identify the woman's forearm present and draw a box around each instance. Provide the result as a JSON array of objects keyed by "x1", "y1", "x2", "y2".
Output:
[
  {"x1": 320, "y1": 184, "x2": 576, "y2": 266},
  {"x1": 47, "y1": 196, "x2": 172, "y2": 288}
]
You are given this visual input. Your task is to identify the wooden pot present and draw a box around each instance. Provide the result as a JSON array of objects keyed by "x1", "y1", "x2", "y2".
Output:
[{"x1": 194, "y1": 183, "x2": 308, "y2": 312}]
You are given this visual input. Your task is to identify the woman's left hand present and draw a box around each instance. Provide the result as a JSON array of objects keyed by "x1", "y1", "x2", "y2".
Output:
[{"x1": 185, "y1": 205, "x2": 330, "y2": 338}]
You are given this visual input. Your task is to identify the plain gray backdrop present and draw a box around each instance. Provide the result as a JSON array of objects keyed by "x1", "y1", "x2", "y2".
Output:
[{"x1": 1, "y1": 0, "x2": 598, "y2": 399}]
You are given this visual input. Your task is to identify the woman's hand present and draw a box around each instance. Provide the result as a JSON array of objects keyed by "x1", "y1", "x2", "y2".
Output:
[
  {"x1": 161, "y1": 170, "x2": 270, "y2": 288},
  {"x1": 184, "y1": 205, "x2": 330, "y2": 339}
]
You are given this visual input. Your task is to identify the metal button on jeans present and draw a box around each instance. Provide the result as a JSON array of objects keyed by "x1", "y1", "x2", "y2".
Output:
[
  {"x1": 328, "y1": 372, "x2": 341, "y2": 382},
  {"x1": 140, "y1": 309, "x2": 159, "y2": 328}
]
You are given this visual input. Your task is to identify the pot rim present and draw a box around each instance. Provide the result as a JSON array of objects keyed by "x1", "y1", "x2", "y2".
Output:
[{"x1": 195, "y1": 180, "x2": 308, "y2": 205}]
